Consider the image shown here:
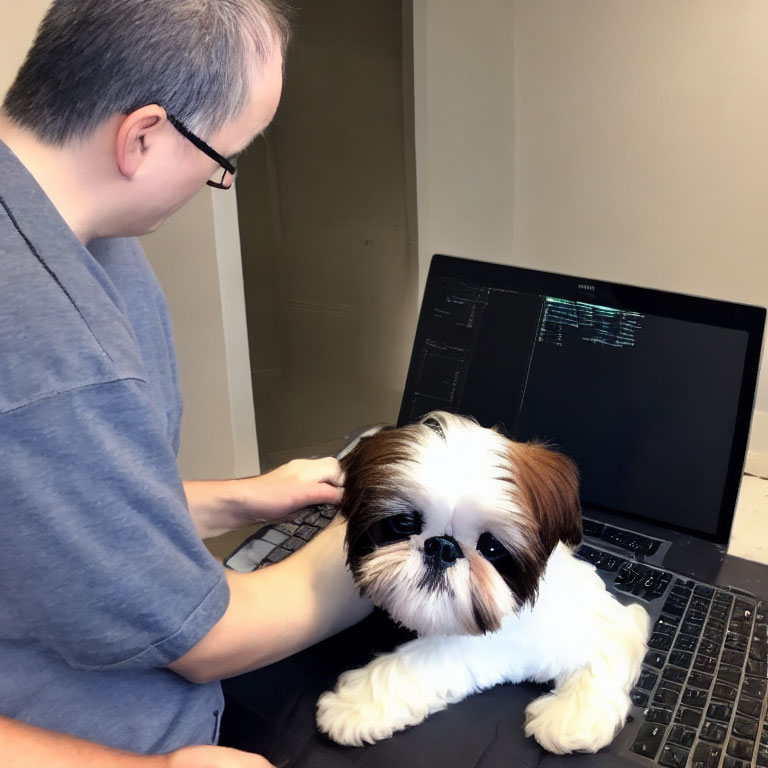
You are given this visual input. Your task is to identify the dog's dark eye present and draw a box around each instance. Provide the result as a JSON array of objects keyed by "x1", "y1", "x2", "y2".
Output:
[
  {"x1": 386, "y1": 511, "x2": 422, "y2": 538},
  {"x1": 477, "y1": 532, "x2": 507, "y2": 562}
]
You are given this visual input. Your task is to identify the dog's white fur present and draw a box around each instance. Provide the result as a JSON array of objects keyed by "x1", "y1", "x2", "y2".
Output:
[{"x1": 316, "y1": 412, "x2": 650, "y2": 753}]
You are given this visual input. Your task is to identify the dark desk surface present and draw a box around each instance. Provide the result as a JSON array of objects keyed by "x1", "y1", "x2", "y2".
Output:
[{"x1": 220, "y1": 554, "x2": 768, "y2": 768}]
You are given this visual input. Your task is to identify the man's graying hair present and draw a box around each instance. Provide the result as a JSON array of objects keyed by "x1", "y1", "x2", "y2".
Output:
[{"x1": 2, "y1": 0, "x2": 291, "y2": 145}]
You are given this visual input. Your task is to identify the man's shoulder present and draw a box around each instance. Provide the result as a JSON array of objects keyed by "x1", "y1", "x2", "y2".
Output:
[{"x1": 0, "y1": 219, "x2": 146, "y2": 415}]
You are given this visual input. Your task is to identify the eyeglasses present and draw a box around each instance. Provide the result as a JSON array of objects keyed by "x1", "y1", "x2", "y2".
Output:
[{"x1": 166, "y1": 113, "x2": 237, "y2": 189}]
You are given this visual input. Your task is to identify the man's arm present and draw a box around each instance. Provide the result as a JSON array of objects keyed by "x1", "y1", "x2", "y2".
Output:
[
  {"x1": 168, "y1": 519, "x2": 371, "y2": 683},
  {"x1": 184, "y1": 457, "x2": 344, "y2": 540},
  {"x1": 0, "y1": 716, "x2": 273, "y2": 768}
]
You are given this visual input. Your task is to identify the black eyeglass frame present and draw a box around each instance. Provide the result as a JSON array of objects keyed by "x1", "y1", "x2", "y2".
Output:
[{"x1": 166, "y1": 113, "x2": 237, "y2": 189}]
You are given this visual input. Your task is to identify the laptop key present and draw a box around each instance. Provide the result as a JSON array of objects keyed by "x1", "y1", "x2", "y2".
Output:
[
  {"x1": 281, "y1": 536, "x2": 306, "y2": 552},
  {"x1": 293, "y1": 524, "x2": 319, "y2": 541},
  {"x1": 644, "y1": 650, "x2": 667, "y2": 668},
  {"x1": 742, "y1": 675, "x2": 766, "y2": 699},
  {"x1": 630, "y1": 722, "x2": 665, "y2": 759},
  {"x1": 688, "y1": 672, "x2": 714, "y2": 690},
  {"x1": 668, "y1": 650, "x2": 693, "y2": 668},
  {"x1": 655, "y1": 616, "x2": 678, "y2": 637},
  {"x1": 681, "y1": 619, "x2": 704, "y2": 636},
  {"x1": 674, "y1": 706, "x2": 703, "y2": 728},
  {"x1": 649, "y1": 632, "x2": 673, "y2": 652},
  {"x1": 274, "y1": 521, "x2": 299, "y2": 535},
  {"x1": 663, "y1": 596, "x2": 688, "y2": 618},
  {"x1": 666, "y1": 725, "x2": 696, "y2": 748},
  {"x1": 746, "y1": 658, "x2": 768, "y2": 676},
  {"x1": 264, "y1": 546, "x2": 291, "y2": 564},
  {"x1": 717, "y1": 664, "x2": 742, "y2": 685},
  {"x1": 736, "y1": 694, "x2": 762, "y2": 719},
  {"x1": 674, "y1": 634, "x2": 698, "y2": 653},
  {"x1": 705, "y1": 616, "x2": 726, "y2": 632},
  {"x1": 721, "y1": 649, "x2": 746, "y2": 667},
  {"x1": 661, "y1": 666, "x2": 687, "y2": 684},
  {"x1": 646, "y1": 707, "x2": 672, "y2": 725},
  {"x1": 690, "y1": 742, "x2": 722, "y2": 768},
  {"x1": 693, "y1": 654, "x2": 717, "y2": 674},
  {"x1": 597, "y1": 553, "x2": 622, "y2": 572},
  {"x1": 685, "y1": 608, "x2": 708, "y2": 623},
  {"x1": 707, "y1": 701, "x2": 733, "y2": 722},
  {"x1": 726, "y1": 736, "x2": 756, "y2": 762},
  {"x1": 681, "y1": 687, "x2": 708, "y2": 708},
  {"x1": 723, "y1": 758, "x2": 754, "y2": 768},
  {"x1": 725, "y1": 632, "x2": 749, "y2": 652},
  {"x1": 636, "y1": 668, "x2": 659, "y2": 690},
  {"x1": 299, "y1": 511, "x2": 322, "y2": 527},
  {"x1": 581, "y1": 518, "x2": 604, "y2": 538},
  {"x1": 699, "y1": 719, "x2": 728, "y2": 744},
  {"x1": 712, "y1": 681, "x2": 738, "y2": 702},
  {"x1": 653, "y1": 686, "x2": 680, "y2": 708},
  {"x1": 658, "y1": 742, "x2": 689, "y2": 768},
  {"x1": 732, "y1": 716, "x2": 758, "y2": 740},
  {"x1": 698, "y1": 639, "x2": 720, "y2": 657}
]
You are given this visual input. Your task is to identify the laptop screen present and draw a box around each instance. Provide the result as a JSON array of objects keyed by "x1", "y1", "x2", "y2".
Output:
[{"x1": 397, "y1": 255, "x2": 765, "y2": 545}]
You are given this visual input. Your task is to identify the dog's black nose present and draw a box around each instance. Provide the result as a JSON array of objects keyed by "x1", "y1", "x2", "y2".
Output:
[{"x1": 424, "y1": 536, "x2": 463, "y2": 567}]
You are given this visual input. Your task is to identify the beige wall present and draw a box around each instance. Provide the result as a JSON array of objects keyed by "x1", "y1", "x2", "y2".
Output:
[
  {"x1": 236, "y1": 1, "x2": 418, "y2": 467},
  {"x1": 141, "y1": 190, "x2": 260, "y2": 479},
  {"x1": 0, "y1": 1, "x2": 259, "y2": 480},
  {"x1": 413, "y1": 0, "x2": 768, "y2": 463},
  {"x1": 0, "y1": 5, "x2": 47, "y2": 96}
]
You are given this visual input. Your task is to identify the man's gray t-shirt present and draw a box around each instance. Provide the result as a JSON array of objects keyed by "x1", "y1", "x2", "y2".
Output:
[{"x1": 0, "y1": 140, "x2": 231, "y2": 753}]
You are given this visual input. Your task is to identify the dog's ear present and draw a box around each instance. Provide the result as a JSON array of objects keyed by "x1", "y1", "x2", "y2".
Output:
[
  {"x1": 508, "y1": 441, "x2": 582, "y2": 556},
  {"x1": 338, "y1": 427, "x2": 397, "y2": 520},
  {"x1": 338, "y1": 427, "x2": 408, "y2": 579}
]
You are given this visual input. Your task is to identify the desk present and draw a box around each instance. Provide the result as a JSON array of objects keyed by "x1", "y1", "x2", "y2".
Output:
[{"x1": 729, "y1": 473, "x2": 768, "y2": 565}]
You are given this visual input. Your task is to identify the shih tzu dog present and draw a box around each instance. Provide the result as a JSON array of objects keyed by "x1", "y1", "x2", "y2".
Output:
[{"x1": 316, "y1": 411, "x2": 650, "y2": 754}]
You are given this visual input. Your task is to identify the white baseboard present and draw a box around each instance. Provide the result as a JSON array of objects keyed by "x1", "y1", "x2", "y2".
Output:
[{"x1": 746, "y1": 409, "x2": 768, "y2": 478}]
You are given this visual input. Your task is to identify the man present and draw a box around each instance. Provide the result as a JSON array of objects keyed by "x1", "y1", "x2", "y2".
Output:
[{"x1": 0, "y1": 1, "x2": 370, "y2": 765}]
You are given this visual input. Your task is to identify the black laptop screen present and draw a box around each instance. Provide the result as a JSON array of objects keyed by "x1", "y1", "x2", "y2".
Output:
[{"x1": 398, "y1": 255, "x2": 765, "y2": 544}]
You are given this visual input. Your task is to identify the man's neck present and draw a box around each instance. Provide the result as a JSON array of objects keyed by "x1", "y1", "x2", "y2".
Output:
[{"x1": 0, "y1": 113, "x2": 115, "y2": 244}]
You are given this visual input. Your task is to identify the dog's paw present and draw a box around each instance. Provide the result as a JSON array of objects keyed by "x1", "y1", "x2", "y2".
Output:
[
  {"x1": 316, "y1": 662, "x2": 431, "y2": 746},
  {"x1": 524, "y1": 684, "x2": 628, "y2": 754}
]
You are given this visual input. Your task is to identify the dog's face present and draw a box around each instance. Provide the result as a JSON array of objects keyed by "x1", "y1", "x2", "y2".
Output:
[{"x1": 340, "y1": 411, "x2": 582, "y2": 637}]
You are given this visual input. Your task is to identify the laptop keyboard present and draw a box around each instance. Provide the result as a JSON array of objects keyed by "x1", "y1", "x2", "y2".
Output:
[
  {"x1": 628, "y1": 578, "x2": 768, "y2": 767},
  {"x1": 577, "y1": 520, "x2": 768, "y2": 766},
  {"x1": 582, "y1": 517, "x2": 663, "y2": 557},
  {"x1": 576, "y1": 543, "x2": 673, "y2": 601},
  {"x1": 224, "y1": 503, "x2": 337, "y2": 572}
]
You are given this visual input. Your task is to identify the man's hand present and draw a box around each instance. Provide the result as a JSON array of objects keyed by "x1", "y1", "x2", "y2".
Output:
[
  {"x1": 184, "y1": 457, "x2": 344, "y2": 540},
  {"x1": 168, "y1": 745, "x2": 275, "y2": 768},
  {"x1": 236, "y1": 457, "x2": 344, "y2": 518},
  {"x1": 0, "y1": 715, "x2": 275, "y2": 768}
]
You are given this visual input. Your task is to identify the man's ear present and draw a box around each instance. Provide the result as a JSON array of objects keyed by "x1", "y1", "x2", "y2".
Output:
[{"x1": 115, "y1": 105, "x2": 166, "y2": 179}]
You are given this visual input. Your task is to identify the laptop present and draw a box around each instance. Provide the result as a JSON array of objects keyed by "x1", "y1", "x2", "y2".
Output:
[{"x1": 227, "y1": 253, "x2": 768, "y2": 768}]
